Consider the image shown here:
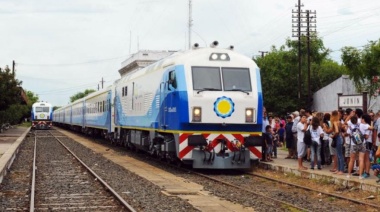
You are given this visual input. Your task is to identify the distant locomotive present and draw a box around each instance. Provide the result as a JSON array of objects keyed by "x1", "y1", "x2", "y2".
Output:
[
  {"x1": 53, "y1": 42, "x2": 264, "y2": 169},
  {"x1": 31, "y1": 101, "x2": 53, "y2": 130}
]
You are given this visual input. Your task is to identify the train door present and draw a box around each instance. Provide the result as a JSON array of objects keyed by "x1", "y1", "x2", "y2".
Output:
[
  {"x1": 82, "y1": 101, "x2": 85, "y2": 129},
  {"x1": 159, "y1": 74, "x2": 168, "y2": 129},
  {"x1": 159, "y1": 69, "x2": 176, "y2": 130},
  {"x1": 107, "y1": 90, "x2": 112, "y2": 132}
]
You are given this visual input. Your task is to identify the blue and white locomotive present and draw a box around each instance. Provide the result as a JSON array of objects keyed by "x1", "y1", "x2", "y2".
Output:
[
  {"x1": 31, "y1": 101, "x2": 53, "y2": 130},
  {"x1": 53, "y1": 42, "x2": 263, "y2": 169}
]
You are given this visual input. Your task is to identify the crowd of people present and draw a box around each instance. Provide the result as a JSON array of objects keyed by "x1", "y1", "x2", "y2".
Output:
[{"x1": 261, "y1": 108, "x2": 380, "y2": 183}]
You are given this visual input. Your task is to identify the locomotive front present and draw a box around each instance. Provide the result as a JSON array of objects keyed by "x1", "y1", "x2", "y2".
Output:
[
  {"x1": 168, "y1": 45, "x2": 264, "y2": 169},
  {"x1": 31, "y1": 102, "x2": 53, "y2": 130}
]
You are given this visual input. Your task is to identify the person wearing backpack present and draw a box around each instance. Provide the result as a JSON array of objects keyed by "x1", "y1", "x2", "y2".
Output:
[
  {"x1": 310, "y1": 117, "x2": 324, "y2": 170},
  {"x1": 346, "y1": 116, "x2": 368, "y2": 179}
]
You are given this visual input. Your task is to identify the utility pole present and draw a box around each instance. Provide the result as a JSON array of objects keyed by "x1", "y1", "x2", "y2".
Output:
[
  {"x1": 188, "y1": 0, "x2": 193, "y2": 49},
  {"x1": 100, "y1": 77, "x2": 105, "y2": 89},
  {"x1": 12, "y1": 60, "x2": 15, "y2": 75},
  {"x1": 292, "y1": 0, "x2": 304, "y2": 105},
  {"x1": 306, "y1": 10, "x2": 316, "y2": 110},
  {"x1": 258, "y1": 51, "x2": 268, "y2": 58}
]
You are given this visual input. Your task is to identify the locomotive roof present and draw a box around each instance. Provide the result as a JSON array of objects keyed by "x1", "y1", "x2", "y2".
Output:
[
  {"x1": 32, "y1": 101, "x2": 52, "y2": 107},
  {"x1": 119, "y1": 47, "x2": 257, "y2": 83}
]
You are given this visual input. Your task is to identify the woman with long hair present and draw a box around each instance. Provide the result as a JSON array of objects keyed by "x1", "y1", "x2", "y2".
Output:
[{"x1": 328, "y1": 111, "x2": 345, "y2": 174}]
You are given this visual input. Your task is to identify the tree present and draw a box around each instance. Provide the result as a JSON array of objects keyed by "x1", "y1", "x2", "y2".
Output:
[
  {"x1": 255, "y1": 37, "x2": 346, "y2": 115},
  {"x1": 0, "y1": 66, "x2": 30, "y2": 124},
  {"x1": 25, "y1": 90, "x2": 39, "y2": 107},
  {"x1": 0, "y1": 66, "x2": 23, "y2": 111},
  {"x1": 70, "y1": 89, "x2": 96, "y2": 102},
  {"x1": 341, "y1": 39, "x2": 380, "y2": 98}
]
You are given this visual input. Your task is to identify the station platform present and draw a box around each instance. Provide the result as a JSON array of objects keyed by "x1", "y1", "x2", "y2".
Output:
[
  {"x1": 0, "y1": 126, "x2": 30, "y2": 183},
  {"x1": 259, "y1": 148, "x2": 380, "y2": 193}
]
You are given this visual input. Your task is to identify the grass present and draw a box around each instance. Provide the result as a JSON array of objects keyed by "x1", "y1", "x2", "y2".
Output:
[{"x1": 18, "y1": 122, "x2": 31, "y2": 127}]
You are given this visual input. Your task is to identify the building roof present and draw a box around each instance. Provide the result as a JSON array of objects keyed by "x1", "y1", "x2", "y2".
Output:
[{"x1": 118, "y1": 50, "x2": 176, "y2": 77}]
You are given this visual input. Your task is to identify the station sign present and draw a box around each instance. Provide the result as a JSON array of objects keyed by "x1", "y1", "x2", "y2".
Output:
[{"x1": 338, "y1": 95, "x2": 363, "y2": 107}]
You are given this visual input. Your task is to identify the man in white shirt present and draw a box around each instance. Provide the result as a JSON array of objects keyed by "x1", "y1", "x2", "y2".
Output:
[
  {"x1": 297, "y1": 114, "x2": 308, "y2": 170},
  {"x1": 292, "y1": 111, "x2": 300, "y2": 159}
]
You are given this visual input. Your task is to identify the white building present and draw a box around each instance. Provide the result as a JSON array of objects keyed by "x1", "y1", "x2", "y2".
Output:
[
  {"x1": 118, "y1": 50, "x2": 176, "y2": 77},
  {"x1": 312, "y1": 75, "x2": 380, "y2": 113}
]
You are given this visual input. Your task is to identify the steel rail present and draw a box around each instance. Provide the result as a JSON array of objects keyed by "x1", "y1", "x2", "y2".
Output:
[
  {"x1": 29, "y1": 133, "x2": 37, "y2": 212},
  {"x1": 49, "y1": 131, "x2": 136, "y2": 212},
  {"x1": 190, "y1": 170, "x2": 311, "y2": 212},
  {"x1": 248, "y1": 172, "x2": 380, "y2": 209}
]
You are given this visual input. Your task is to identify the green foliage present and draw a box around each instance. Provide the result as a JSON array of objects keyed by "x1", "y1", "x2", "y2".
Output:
[
  {"x1": 0, "y1": 66, "x2": 31, "y2": 124},
  {"x1": 0, "y1": 104, "x2": 29, "y2": 124},
  {"x1": 70, "y1": 89, "x2": 96, "y2": 103},
  {"x1": 255, "y1": 37, "x2": 345, "y2": 115},
  {"x1": 25, "y1": 90, "x2": 39, "y2": 107},
  {"x1": 0, "y1": 66, "x2": 22, "y2": 111},
  {"x1": 341, "y1": 39, "x2": 380, "y2": 97}
]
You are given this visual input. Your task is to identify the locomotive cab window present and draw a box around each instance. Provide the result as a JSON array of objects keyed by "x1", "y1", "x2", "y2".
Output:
[
  {"x1": 222, "y1": 68, "x2": 252, "y2": 92},
  {"x1": 36, "y1": 107, "x2": 50, "y2": 112},
  {"x1": 168, "y1": 70, "x2": 177, "y2": 90},
  {"x1": 192, "y1": 67, "x2": 222, "y2": 91}
]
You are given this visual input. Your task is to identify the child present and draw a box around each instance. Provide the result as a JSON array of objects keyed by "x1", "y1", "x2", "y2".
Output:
[{"x1": 264, "y1": 125, "x2": 274, "y2": 162}]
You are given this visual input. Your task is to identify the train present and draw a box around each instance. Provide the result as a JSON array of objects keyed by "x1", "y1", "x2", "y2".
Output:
[
  {"x1": 53, "y1": 42, "x2": 264, "y2": 169},
  {"x1": 31, "y1": 101, "x2": 53, "y2": 130}
]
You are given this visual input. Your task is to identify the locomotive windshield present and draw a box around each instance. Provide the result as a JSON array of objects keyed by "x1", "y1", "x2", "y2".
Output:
[
  {"x1": 192, "y1": 67, "x2": 222, "y2": 91},
  {"x1": 192, "y1": 67, "x2": 251, "y2": 92},
  {"x1": 35, "y1": 107, "x2": 50, "y2": 112},
  {"x1": 222, "y1": 68, "x2": 252, "y2": 91}
]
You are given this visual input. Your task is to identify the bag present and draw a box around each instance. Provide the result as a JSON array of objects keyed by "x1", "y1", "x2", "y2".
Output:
[
  {"x1": 331, "y1": 137, "x2": 337, "y2": 148},
  {"x1": 304, "y1": 127, "x2": 312, "y2": 146},
  {"x1": 351, "y1": 125, "x2": 364, "y2": 145}
]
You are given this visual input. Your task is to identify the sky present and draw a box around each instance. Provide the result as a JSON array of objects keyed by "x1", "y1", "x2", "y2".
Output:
[{"x1": 1, "y1": 0, "x2": 379, "y2": 107}]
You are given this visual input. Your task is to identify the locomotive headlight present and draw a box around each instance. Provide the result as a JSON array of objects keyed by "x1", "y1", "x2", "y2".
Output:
[
  {"x1": 220, "y1": 54, "x2": 227, "y2": 60},
  {"x1": 192, "y1": 107, "x2": 202, "y2": 122},
  {"x1": 245, "y1": 108, "x2": 254, "y2": 123},
  {"x1": 211, "y1": 54, "x2": 218, "y2": 60},
  {"x1": 209, "y1": 53, "x2": 230, "y2": 61}
]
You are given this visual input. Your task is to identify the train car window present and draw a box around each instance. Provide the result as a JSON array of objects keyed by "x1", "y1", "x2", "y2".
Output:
[
  {"x1": 122, "y1": 88, "x2": 125, "y2": 96},
  {"x1": 124, "y1": 86, "x2": 128, "y2": 96},
  {"x1": 192, "y1": 67, "x2": 222, "y2": 91},
  {"x1": 222, "y1": 68, "x2": 252, "y2": 92}
]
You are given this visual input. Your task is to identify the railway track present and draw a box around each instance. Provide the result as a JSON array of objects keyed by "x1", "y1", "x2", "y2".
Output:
[
  {"x1": 31, "y1": 130, "x2": 135, "y2": 211},
  {"x1": 29, "y1": 127, "x2": 379, "y2": 211},
  {"x1": 247, "y1": 171, "x2": 380, "y2": 210}
]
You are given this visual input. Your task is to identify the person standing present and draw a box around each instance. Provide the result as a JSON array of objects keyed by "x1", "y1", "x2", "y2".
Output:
[
  {"x1": 330, "y1": 111, "x2": 345, "y2": 175},
  {"x1": 346, "y1": 116, "x2": 367, "y2": 179},
  {"x1": 362, "y1": 114, "x2": 374, "y2": 178},
  {"x1": 285, "y1": 115, "x2": 294, "y2": 159},
  {"x1": 292, "y1": 111, "x2": 300, "y2": 159},
  {"x1": 297, "y1": 114, "x2": 309, "y2": 170},
  {"x1": 264, "y1": 125, "x2": 274, "y2": 161},
  {"x1": 310, "y1": 116, "x2": 324, "y2": 170},
  {"x1": 261, "y1": 108, "x2": 269, "y2": 162}
]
